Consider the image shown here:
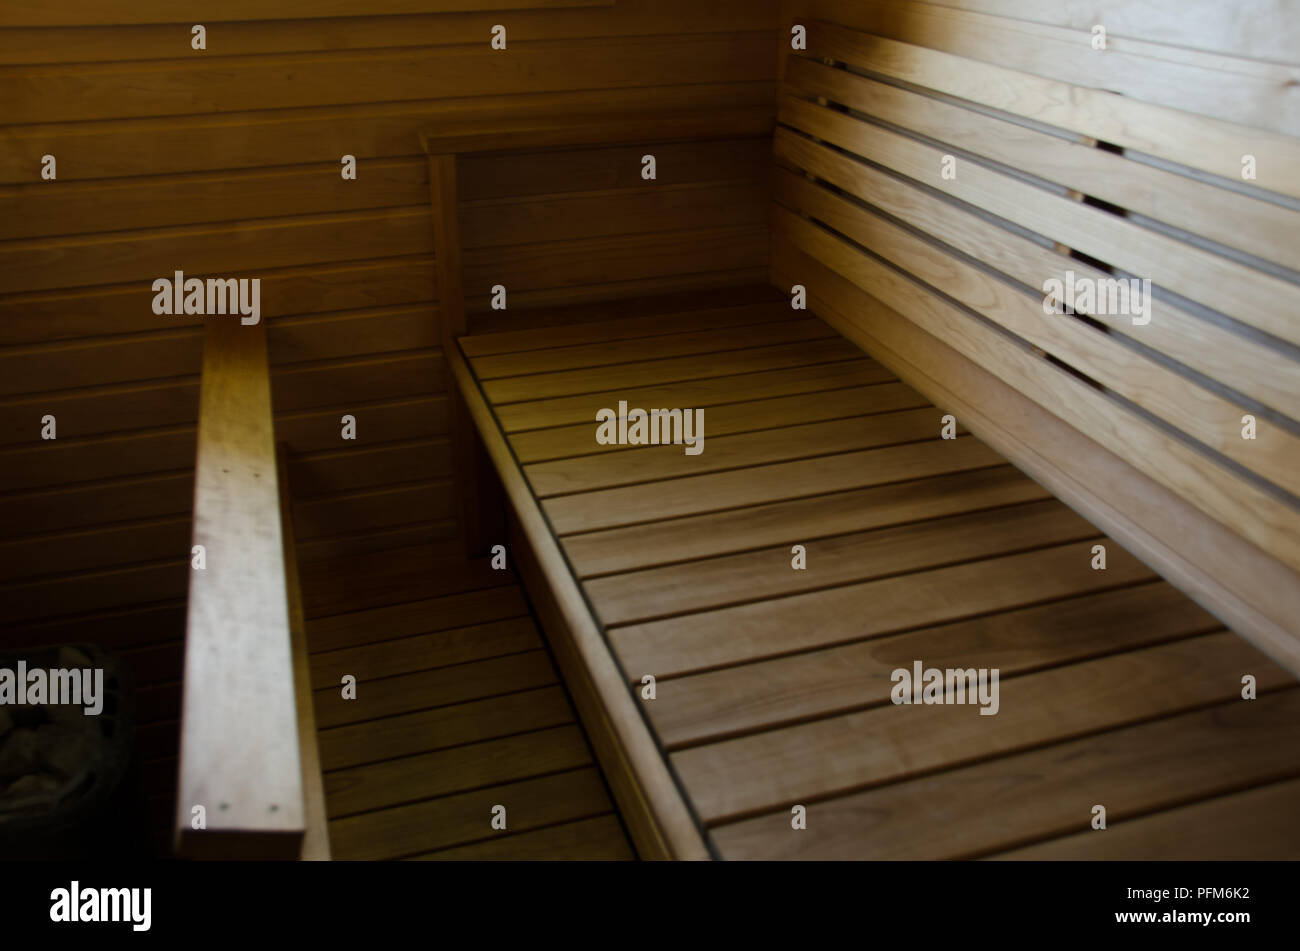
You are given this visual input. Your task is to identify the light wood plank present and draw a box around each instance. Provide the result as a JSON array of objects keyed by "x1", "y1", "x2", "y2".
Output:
[
  {"x1": 778, "y1": 93, "x2": 1300, "y2": 350},
  {"x1": 483, "y1": 334, "x2": 851, "y2": 404},
  {"x1": 510, "y1": 382, "x2": 924, "y2": 464},
  {"x1": 989, "y1": 777, "x2": 1300, "y2": 860},
  {"x1": 175, "y1": 318, "x2": 304, "y2": 859},
  {"x1": 544, "y1": 436, "x2": 1004, "y2": 534},
  {"x1": 611, "y1": 540, "x2": 1152, "y2": 680},
  {"x1": 650, "y1": 582, "x2": 1218, "y2": 749},
  {"x1": 774, "y1": 119, "x2": 1300, "y2": 421},
  {"x1": 713, "y1": 688, "x2": 1300, "y2": 859},
  {"x1": 676, "y1": 632, "x2": 1292, "y2": 824},
  {"x1": 919, "y1": 0, "x2": 1299, "y2": 63},
  {"x1": 801, "y1": 19, "x2": 1300, "y2": 198},
  {"x1": 802, "y1": 2, "x2": 1300, "y2": 135},
  {"x1": 785, "y1": 57, "x2": 1300, "y2": 275},
  {"x1": 494, "y1": 358, "x2": 888, "y2": 432},
  {"x1": 529, "y1": 407, "x2": 952, "y2": 497},
  {"x1": 591, "y1": 499, "x2": 1096, "y2": 626},
  {"x1": 564, "y1": 465, "x2": 1042, "y2": 577}
]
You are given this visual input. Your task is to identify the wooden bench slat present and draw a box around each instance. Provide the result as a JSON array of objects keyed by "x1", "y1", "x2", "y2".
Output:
[
  {"x1": 675, "y1": 632, "x2": 1289, "y2": 825},
  {"x1": 713, "y1": 688, "x2": 1300, "y2": 860}
]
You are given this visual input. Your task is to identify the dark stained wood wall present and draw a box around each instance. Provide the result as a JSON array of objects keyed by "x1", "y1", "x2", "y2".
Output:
[
  {"x1": 0, "y1": 0, "x2": 778, "y2": 852},
  {"x1": 0, "y1": 0, "x2": 777, "y2": 624}
]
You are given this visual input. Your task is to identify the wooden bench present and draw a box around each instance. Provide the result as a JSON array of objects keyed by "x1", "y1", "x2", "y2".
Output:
[
  {"x1": 422, "y1": 99, "x2": 1300, "y2": 859},
  {"x1": 447, "y1": 286, "x2": 1300, "y2": 860},
  {"x1": 772, "y1": 19, "x2": 1300, "y2": 675}
]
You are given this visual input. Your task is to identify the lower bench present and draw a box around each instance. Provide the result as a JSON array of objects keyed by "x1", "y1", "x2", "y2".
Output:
[{"x1": 447, "y1": 286, "x2": 1300, "y2": 860}]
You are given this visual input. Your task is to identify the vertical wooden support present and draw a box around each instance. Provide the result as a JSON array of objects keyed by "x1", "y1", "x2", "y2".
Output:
[
  {"x1": 175, "y1": 319, "x2": 304, "y2": 859},
  {"x1": 276, "y1": 444, "x2": 331, "y2": 861},
  {"x1": 427, "y1": 151, "x2": 505, "y2": 556},
  {"x1": 428, "y1": 153, "x2": 465, "y2": 349}
]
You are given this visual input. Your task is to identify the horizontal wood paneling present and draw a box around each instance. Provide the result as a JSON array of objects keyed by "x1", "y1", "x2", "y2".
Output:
[
  {"x1": 3, "y1": 35, "x2": 773, "y2": 125},
  {"x1": 1, "y1": 2, "x2": 779, "y2": 652},
  {"x1": 0, "y1": 1, "x2": 766, "y2": 64},
  {"x1": 0, "y1": 84, "x2": 776, "y2": 184},
  {"x1": 0, "y1": 207, "x2": 433, "y2": 295},
  {"x1": 460, "y1": 137, "x2": 771, "y2": 200},
  {"x1": 462, "y1": 180, "x2": 769, "y2": 250},
  {"x1": 0, "y1": 0, "x2": 611, "y2": 27},
  {"x1": 0, "y1": 256, "x2": 436, "y2": 345}
]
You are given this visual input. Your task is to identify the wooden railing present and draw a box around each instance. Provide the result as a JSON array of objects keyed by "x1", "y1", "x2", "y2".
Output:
[{"x1": 174, "y1": 318, "x2": 329, "y2": 859}]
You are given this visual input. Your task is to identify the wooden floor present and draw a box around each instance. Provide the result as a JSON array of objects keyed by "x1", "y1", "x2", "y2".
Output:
[
  {"x1": 301, "y1": 545, "x2": 633, "y2": 860},
  {"x1": 460, "y1": 285, "x2": 1300, "y2": 860}
]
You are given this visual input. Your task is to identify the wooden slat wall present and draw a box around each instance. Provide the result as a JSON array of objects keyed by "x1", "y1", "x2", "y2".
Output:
[
  {"x1": 0, "y1": 0, "x2": 777, "y2": 855},
  {"x1": 0, "y1": 0, "x2": 777, "y2": 605},
  {"x1": 458, "y1": 137, "x2": 772, "y2": 318},
  {"x1": 773, "y1": 1, "x2": 1300, "y2": 672}
]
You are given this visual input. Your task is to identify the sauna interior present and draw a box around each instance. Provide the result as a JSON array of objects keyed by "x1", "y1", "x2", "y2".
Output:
[{"x1": 1, "y1": 0, "x2": 1298, "y2": 862}]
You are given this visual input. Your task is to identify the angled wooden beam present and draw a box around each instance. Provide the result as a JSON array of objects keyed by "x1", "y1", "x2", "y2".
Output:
[
  {"x1": 277, "y1": 443, "x2": 331, "y2": 861},
  {"x1": 174, "y1": 318, "x2": 304, "y2": 859}
]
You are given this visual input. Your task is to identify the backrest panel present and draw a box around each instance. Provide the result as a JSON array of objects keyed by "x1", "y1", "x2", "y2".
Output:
[{"x1": 773, "y1": 5, "x2": 1300, "y2": 671}]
